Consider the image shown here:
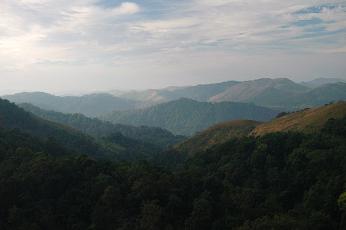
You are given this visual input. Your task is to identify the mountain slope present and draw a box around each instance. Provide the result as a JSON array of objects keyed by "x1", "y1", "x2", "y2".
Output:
[
  {"x1": 301, "y1": 77, "x2": 346, "y2": 88},
  {"x1": 252, "y1": 101, "x2": 346, "y2": 136},
  {"x1": 19, "y1": 103, "x2": 184, "y2": 148},
  {"x1": 175, "y1": 120, "x2": 260, "y2": 155},
  {"x1": 283, "y1": 83, "x2": 346, "y2": 108},
  {"x1": 0, "y1": 98, "x2": 159, "y2": 160},
  {"x1": 2, "y1": 92, "x2": 138, "y2": 117},
  {"x1": 103, "y1": 98, "x2": 278, "y2": 136},
  {"x1": 210, "y1": 78, "x2": 308, "y2": 107},
  {"x1": 120, "y1": 81, "x2": 239, "y2": 103}
]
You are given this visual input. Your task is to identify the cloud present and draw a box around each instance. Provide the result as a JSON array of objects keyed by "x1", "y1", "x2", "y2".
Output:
[
  {"x1": 115, "y1": 2, "x2": 140, "y2": 15},
  {"x1": 0, "y1": 0, "x2": 345, "y2": 92}
]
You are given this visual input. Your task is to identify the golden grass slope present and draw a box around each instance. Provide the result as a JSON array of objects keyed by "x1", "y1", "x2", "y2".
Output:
[
  {"x1": 252, "y1": 101, "x2": 346, "y2": 136},
  {"x1": 175, "y1": 120, "x2": 260, "y2": 155}
]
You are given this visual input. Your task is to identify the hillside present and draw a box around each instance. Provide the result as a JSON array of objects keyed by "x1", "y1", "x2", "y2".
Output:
[
  {"x1": 2, "y1": 92, "x2": 138, "y2": 117},
  {"x1": 20, "y1": 103, "x2": 184, "y2": 148},
  {"x1": 209, "y1": 78, "x2": 308, "y2": 107},
  {"x1": 283, "y1": 83, "x2": 346, "y2": 108},
  {"x1": 175, "y1": 120, "x2": 260, "y2": 155},
  {"x1": 1, "y1": 113, "x2": 345, "y2": 229},
  {"x1": 252, "y1": 101, "x2": 346, "y2": 136},
  {"x1": 4, "y1": 78, "x2": 345, "y2": 116},
  {"x1": 301, "y1": 78, "x2": 346, "y2": 88},
  {"x1": 119, "y1": 81, "x2": 239, "y2": 103},
  {"x1": 0, "y1": 98, "x2": 159, "y2": 160},
  {"x1": 103, "y1": 98, "x2": 278, "y2": 136},
  {"x1": 114, "y1": 78, "x2": 346, "y2": 110}
]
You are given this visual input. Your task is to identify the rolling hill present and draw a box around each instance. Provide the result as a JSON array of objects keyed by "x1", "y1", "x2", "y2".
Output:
[
  {"x1": 0, "y1": 98, "x2": 159, "y2": 160},
  {"x1": 175, "y1": 120, "x2": 260, "y2": 155},
  {"x1": 252, "y1": 101, "x2": 346, "y2": 136},
  {"x1": 2, "y1": 92, "x2": 138, "y2": 117},
  {"x1": 19, "y1": 103, "x2": 184, "y2": 148},
  {"x1": 176, "y1": 101, "x2": 346, "y2": 155},
  {"x1": 118, "y1": 80, "x2": 239, "y2": 103},
  {"x1": 102, "y1": 98, "x2": 278, "y2": 136},
  {"x1": 4, "y1": 78, "x2": 346, "y2": 117},
  {"x1": 282, "y1": 83, "x2": 346, "y2": 108},
  {"x1": 116, "y1": 78, "x2": 346, "y2": 110},
  {"x1": 301, "y1": 77, "x2": 346, "y2": 88},
  {"x1": 209, "y1": 78, "x2": 308, "y2": 107}
]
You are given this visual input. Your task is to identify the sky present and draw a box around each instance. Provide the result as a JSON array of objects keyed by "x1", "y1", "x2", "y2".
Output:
[{"x1": 0, "y1": 0, "x2": 346, "y2": 94}]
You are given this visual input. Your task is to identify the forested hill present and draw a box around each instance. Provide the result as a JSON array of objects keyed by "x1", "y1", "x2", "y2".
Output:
[
  {"x1": 175, "y1": 120, "x2": 260, "y2": 155},
  {"x1": 103, "y1": 98, "x2": 278, "y2": 136},
  {"x1": 0, "y1": 99, "x2": 160, "y2": 161},
  {"x1": 19, "y1": 103, "x2": 184, "y2": 148},
  {"x1": 252, "y1": 101, "x2": 346, "y2": 136},
  {"x1": 2, "y1": 92, "x2": 138, "y2": 117},
  {"x1": 177, "y1": 101, "x2": 346, "y2": 156},
  {"x1": 0, "y1": 111, "x2": 345, "y2": 229}
]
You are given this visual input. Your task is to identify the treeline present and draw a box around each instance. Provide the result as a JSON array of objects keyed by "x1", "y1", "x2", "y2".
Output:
[{"x1": 0, "y1": 118, "x2": 345, "y2": 229}]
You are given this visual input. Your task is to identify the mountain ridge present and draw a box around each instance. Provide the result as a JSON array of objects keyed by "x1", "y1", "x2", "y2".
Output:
[
  {"x1": 19, "y1": 103, "x2": 184, "y2": 148},
  {"x1": 102, "y1": 98, "x2": 278, "y2": 136},
  {"x1": 2, "y1": 92, "x2": 139, "y2": 117},
  {"x1": 0, "y1": 98, "x2": 161, "y2": 161}
]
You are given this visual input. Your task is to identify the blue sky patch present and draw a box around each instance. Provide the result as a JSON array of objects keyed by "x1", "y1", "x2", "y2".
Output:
[
  {"x1": 294, "y1": 3, "x2": 338, "y2": 14},
  {"x1": 293, "y1": 18, "x2": 324, "y2": 27}
]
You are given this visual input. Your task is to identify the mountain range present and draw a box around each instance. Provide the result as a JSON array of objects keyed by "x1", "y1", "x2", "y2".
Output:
[
  {"x1": 0, "y1": 89, "x2": 345, "y2": 229},
  {"x1": 3, "y1": 78, "x2": 346, "y2": 117},
  {"x1": 2, "y1": 92, "x2": 138, "y2": 117},
  {"x1": 102, "y1": 98, "x2": 278, "y2": 136},
  {"x1": 0, "y1": 98, "x2": 166, "y2": 161},
  {"x1": 301, "y1": 77, "x2": 346, "y2": 88},
  {"x1": 176, "y1": 101, "x2": 346, "y2": 155},
  {"x1": 114, "y1": 77, "x2": 346, "y2": 109},
  {"x1": 19, "y1": 103, "x2": 184, "y2": 148}
]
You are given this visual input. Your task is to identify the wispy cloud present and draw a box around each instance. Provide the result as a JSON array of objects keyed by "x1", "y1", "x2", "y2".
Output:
[{"x1": 0, "y1": 0, "x2": 345, "y2": 92}]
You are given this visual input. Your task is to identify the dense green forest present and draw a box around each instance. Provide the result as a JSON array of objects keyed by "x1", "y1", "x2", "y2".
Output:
[
  {"x1": 0, "y1": 99, "x2": 164, "y2": 162},
  {"x1": 0, "y1": 114, "x2": 345, "y2": 229},
  {"x1": 19, "y1": 103, "x2": 184, "y2": 148}
]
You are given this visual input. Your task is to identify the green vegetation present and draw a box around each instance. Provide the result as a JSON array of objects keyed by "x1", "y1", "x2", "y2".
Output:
[
  {"x1": 1, "y1": 97, "x2": 346, "y2": 229},
  {"x1": 252, "y1": 101, "x2": 346, "y2": 136},
  {"x1": 0, "y1": 114, "x2": 345, "y2": 229},
  {"x1": 0, "y1": 99, "x2": 161, "y2": 161},
  {"x1": 20, "y1": 103, "x2": 184, "y2": 148},
  {"x1": 103, "y1": 98, "x2": 278, "y2": 136},
  {"x1": 176, "y1": 120, "x2": 260, "y2": 155}
]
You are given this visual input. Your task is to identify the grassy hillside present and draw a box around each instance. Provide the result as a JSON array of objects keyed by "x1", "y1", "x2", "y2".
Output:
[
  {"x1": 20, "y1": 103, "x2": 184, "y2": 148},
  {"x1": 103, "y1": 98, "x2": 278, "y2": 136},
  {"x1": 175, "y1": 120, "x2": 260, "y2": 155},
  {"x1": 252, "y1": 101, "x2": 346, "y2": 136}
]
